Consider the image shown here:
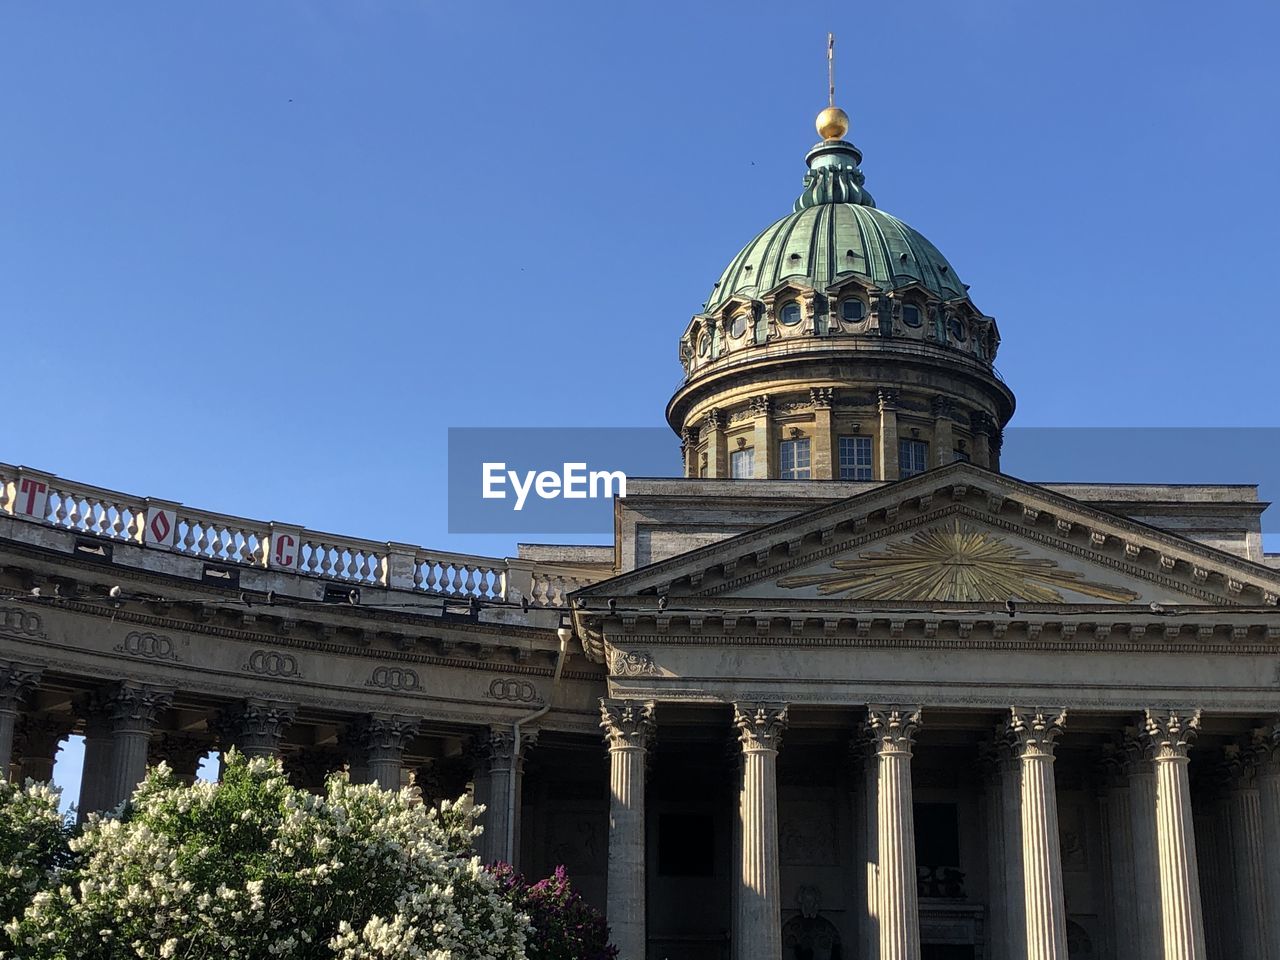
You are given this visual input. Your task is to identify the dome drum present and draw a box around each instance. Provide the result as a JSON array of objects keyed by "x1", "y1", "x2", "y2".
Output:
[{"x1": 678, "y1": 278, "x2": 1000, "y2": 384}]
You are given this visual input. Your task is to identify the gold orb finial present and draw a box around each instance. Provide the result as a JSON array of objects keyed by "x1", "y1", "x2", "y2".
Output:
[{"x1": 816, "y1": 106, "x2": 849, "y2": 141}]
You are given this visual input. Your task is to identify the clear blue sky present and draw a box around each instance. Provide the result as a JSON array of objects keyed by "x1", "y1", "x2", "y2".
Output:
[{"x1": 3, "y1": 1, "x2": 1278, "y2": 562}]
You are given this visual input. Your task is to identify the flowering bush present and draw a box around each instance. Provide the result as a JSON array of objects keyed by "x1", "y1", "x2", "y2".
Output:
[
  {"x1": 4, "y1": 751, "x2": 529, "y2": 960},
  {"x1": 0, "y1": 779, "x2": 71, "y2": 954},
  {"x1": 490, "y1": 864, "x2": 617, "y2": 960}
]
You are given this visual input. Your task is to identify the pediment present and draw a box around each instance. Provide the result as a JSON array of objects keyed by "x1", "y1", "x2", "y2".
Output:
[{"x1": 575, "y1": 464, "x2": 1280, "y2": 609}]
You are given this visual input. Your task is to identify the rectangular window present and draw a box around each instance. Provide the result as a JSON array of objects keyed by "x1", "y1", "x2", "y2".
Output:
[
  {"x1": 899, "y1": 438, "x2": 929, "y2": 478},
  {"x1": 952, "y1": 448, "x2": 970, "y2": 463},
  {"x1": 779, "y1": 438, "x2": 811, "y2": 480},
  {"x1": 730, "y1": 447, "x2": 755, "y2": 479},
  {"x1": 838, "y1": 435, "x2": 874, "y2": 481}
]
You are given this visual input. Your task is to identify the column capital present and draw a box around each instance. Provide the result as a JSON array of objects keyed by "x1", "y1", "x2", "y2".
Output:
[
  {"x1": 1250, "y1": 720, "x2": 1280, "y2": 776},
  {"x1": 1004, "y1": 706, "x2": 1066, "y2": 760},
  {"x1": 353, "y1": 714, "x2": 422, "y2": 759},
  {"x1": 866, "y1": 704, "x2": 921, "y2": 755},
  {"x1": 214, "y1": 698, "x2": 296, "y2": 756},
  {"x1": 484, "y1": 725, "x2": 539, "y2": 766},
  {"x1": 733, "y1": 701, "x2": 788, "y2": 753},
  {"x1": 0, "y1": 662, "x2": 41, "y2": 713},
  {"x1": 600, "y1": 698, "x2": 655, "y2": 750},
  {"x1": 1142, "y1": 707, "x2": 1201, "y2": 761},
  {"x1": 100, "y1": 682, "x2": 174, "y2": 732}
]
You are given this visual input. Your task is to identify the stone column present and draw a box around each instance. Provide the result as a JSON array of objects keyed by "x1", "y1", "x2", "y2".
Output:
[
  {"x1": 706, "y1": 410, "x2": 728, "y2": 478},
  {"x1": 1143, "y1": 709, "x2": 1207, "y2": 960},
  {"x1": 750, "y1": 395, "x2": 773, "y2": 479},
  {"x1": 1122, "y1": 730, "x2": 1165, "y2": 960},
  {"x1": 215, "y1": 698, "x2": 296, "y2": 760},
  {"x1": 998, "y1": 743, "x2": 1026, "y2": 958},
  {"x1": 1005, "y1": 708, "x2": 1068, "y2": 960},
  {"x1": 1218, "y1": 744, "x2": 1269, "y2": 959},
  {"x1": 1255, "y1": 721, "x2": 1280, "y2": 960},
  {"x1": 476, "y1": 726, "x2": 537, "y2": 866},
  {"x1": 733, "y1": 702, "x2": 788, "y2": 960},
  {"x1": 103, "y1": 682, "x2": 173, "y2": 811},
  {"x1": 0, "y1": 663, "x2": 40, "y2": 779},
  {"x1": 866, "y1": 705, "x2": 921, "y2": 960},
  {"x1": 600, "y1": 699, "x2": 655, "y2": 960},
  {"x1": 354, "y1": 714, "x2": 421, "y2": 791},
  {"x1": 1099, "y1": 746, "x2": 1139, "y2": 960},
  {"x1": 878, "y1": 390, "x2": 900, "y2": 480},
  {"x1": 857, "y1": 734, "x2": 881, "y2": 960},
  {"x1": 17, "y1": 714, "x2": 73, "y2": 782},
  {"x1": 148, "y1": 732, "x2": 213, "y2": 784},
  {"x1": 932, "y1": 397, "x2": 955, "y2": 467},
  {"x1": 970, "y1": 413, "x2": 993, "y2": 470},
  {"x1": 75, "y1": 697, "x2": 113, "y2": 821},
  {"x1": 979, "y1": 742, "x2": 1010, "y2": 960},
  {"x1": 811, "y1": 387, "x2": 834, "y2": 478}
]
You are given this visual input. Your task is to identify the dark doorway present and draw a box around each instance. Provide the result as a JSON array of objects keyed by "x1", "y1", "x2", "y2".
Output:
[{"x1": 922, "y1": 947, "x2": 975, "y2": 960}]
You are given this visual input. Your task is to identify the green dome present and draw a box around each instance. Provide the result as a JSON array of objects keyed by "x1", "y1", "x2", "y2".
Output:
[{"x1": 705, "y1": 139, "x2": 967, "y2": 312}]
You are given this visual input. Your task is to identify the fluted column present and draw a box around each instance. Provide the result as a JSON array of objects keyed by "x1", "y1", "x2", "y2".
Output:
[
  {"x1": 215, "y1": 698, "x2": 296, "y2": 760},
  {"x1": 999, "y1": 742, "x2": 1026, "y2": 957},
  {"x1": 351, "y1": 714, "x2": 421, "y2": 791},
  {"x1": 1005, "y1": 708, "x2": 1068, "y2": 960},
  {"x1": 731, "y1": 738, "x2": 745, "y2": 960},
  {"x1": 980, "y1": 742, "x2": 1010, "y2": 960},
  {"x1": 0, "y1": 663, "x2": 40, "y2": 779},
  {"x1": 600, "y1": 699, "x2": 655, "y2": 960},
  {"x1": 1122, "y1": 730, "x2": 1165, "y2": 960},
  {"x1": 1255, "y1": 721, "x2": 1280, "y2": 960},
  {"x1": 75, "y1": 697, "x2": 113, "y2": 820},
  {"x1": 103, "y1": 682, "x2": 173, "y2": 811},
  {"x1": 858, "y1": 734, "x2": 881, "y2": 960},
  {"x1": 476, "y1": 726, "x2": 537, "y2": 866},
  {"x1": 866, "y1": 705, "x2": 921, "y2": 960},
  {"x1": 1143, "y1": 708, "x2": 1206, "y2": 960},
  {"x1": 733, "y1": 701, "x2": 788, "y2": 960},
  {"x1": 1219, "y1": 744, "x2": 1269, "y2": 959},
  {"x1": 1099, "y1": 746, "x2": 1139, "y2": 960}
]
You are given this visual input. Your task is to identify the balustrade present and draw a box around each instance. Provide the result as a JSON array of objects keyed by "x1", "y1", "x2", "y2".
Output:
[{"x1": 0, "y1": 461, "x2": 607, "y2": 606}]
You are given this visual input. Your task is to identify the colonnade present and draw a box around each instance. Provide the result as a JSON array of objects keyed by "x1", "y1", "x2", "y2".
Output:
[
  {"x1": 599, "y1": 698, "x2": 1280, "y2": 960},
  {"x1": 0, "y1": 662, "x2": 529, "y2": 858}
]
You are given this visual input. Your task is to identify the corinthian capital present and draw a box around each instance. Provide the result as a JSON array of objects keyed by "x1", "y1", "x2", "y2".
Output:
[
  {"x1": 1005, "y1": 707, "x2": 1067, "y2": 760},
  {"x1": 1142, "y1": 708, "x2": 1201, "y2": 761},
  {"x1": 214, "y1": 698, "x2": 297, "y2": 752},
  {"x1": 600, "y1": 699, "x2": 655, "y2": 750},
  {"x1": 866, "y1": 704, "x2": 922, "y2": 755},
  {"x1": 354, "y1": 714, "x2": 422, "y2": 755},
  {"x1": 734, "y1": 701, "x2": 788, "y2": 752},
  {"x1": 0, "y1": 662, "x2": 41, "y2": 711},
  {"x1": 101, "y1": 682, "x2": 174, "y2": 730},
  {"x1": 1252, "y1": 720, "x2": 1280, "y2": 776}
]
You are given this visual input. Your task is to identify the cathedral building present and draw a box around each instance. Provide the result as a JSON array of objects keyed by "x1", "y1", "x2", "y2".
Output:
[{"x1": 2, "y1": 100, "x2": 1280, "y2": 960}]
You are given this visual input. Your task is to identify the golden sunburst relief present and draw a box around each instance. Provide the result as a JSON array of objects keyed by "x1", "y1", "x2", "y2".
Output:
[{"x1": 776, "y1": 520, "x2": 1141, "y2": 603}]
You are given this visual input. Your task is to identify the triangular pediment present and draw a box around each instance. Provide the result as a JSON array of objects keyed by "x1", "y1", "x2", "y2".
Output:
[{"x1": 575, "y1": 464, "x2": 1280, "y2": 609}]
